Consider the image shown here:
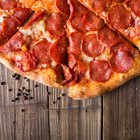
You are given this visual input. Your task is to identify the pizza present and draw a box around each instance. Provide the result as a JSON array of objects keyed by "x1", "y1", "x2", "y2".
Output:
[
  {"x1": 77, "y1": 0, "x2": 140, "y2": 50},
  {"x1": 0, "y1": 0, "x2": 140, "y2": 100}
]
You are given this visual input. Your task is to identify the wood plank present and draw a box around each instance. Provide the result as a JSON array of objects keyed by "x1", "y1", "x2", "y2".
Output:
[
  {"x1": 103, "y1": 78, "x2": 140, "y2": 140},
  {"x1": 0, "y1": 64, "x2": 102, "y2": 140},
  {"x1": 48, "y1": 88, "x2": 102, "y2": 140}
]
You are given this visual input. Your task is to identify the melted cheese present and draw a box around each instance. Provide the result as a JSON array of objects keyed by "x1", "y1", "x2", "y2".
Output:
[
  {"x1": 20, "y1": 19, "x2": 46, "y2": 37},
  {"x1": 19, "y1": 18, "x2": 56, "y2": 43},
  {"x1": 80, "y1": 53, "x2": 93, "y2": 63},
  {"x1": 50, "y1": 60, "x2": 57, "y2": 67},
  {"x1": 0, "y1": 10, "x2": 9, "y2": 23},
  {"x1": 96, "y1": 48, "x2": 110, "y2": 61}
]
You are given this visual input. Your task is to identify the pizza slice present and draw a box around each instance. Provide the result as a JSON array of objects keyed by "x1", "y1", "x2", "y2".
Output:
[
  {"x1": 0, "y1": 0, "x2": 32, "y2": 45},
  {"x1": 66, "y1": 0, "x2": 140, "y2": 99},
  {"x1": 77, "y1": 0, "x2": 140, "y2": 50},
  {"x1": 0, "y1": 10, "x2": 69, "y2": 88}
]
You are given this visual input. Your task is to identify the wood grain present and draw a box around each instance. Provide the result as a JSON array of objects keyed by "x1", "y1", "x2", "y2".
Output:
[
  {"x1": 0, "y1": 64, "x2": 102, "y2": 140},
  {"x1": 0, "y1": 63, "x2": 140, "y2": 140},
  {"x1": 103, "y1": 78, "x2": 140, "y2": 140}
]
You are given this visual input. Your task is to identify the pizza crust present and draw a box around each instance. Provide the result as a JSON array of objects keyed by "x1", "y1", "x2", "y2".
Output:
[
  {"x1": 19, "y1": 0, "x2": 57, "y2": 13},
  {"x1": 68, "y1": 55, "x2": 140, "y2": 100},
  {"x1": 0, "y1": 53, "x2": 64, "y2": 88}
]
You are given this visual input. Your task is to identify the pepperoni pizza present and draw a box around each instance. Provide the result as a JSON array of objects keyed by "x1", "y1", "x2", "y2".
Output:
[
  {"x1": 0, "y1": 0, "x2": 140, "y2": 100},
  {"x1": 78, "y1": 0, "x2": 140, "y2": 50}
]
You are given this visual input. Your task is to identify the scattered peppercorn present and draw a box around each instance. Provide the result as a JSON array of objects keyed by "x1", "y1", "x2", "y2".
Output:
[
  {"x1": 25, "y1": 89, "x2": 31, "y2": 92},
  {"x1": 18, "y1": 88, "x2": 22, "y2": 92},
  {"x1": 15, "y1": 77, "x2": 20, "y2": 80},
  {"x1": 12, "y1": 73, "x2": 16, "y2": 78},
  {"x1": 47, "y1": 92, "x2": 51, "y2": 95},
  {"x1": 22, "y1": 87, "x2": 25, "y2": 90},
  {"x1": 53, "y1": 101, "x2": 56, "y2": 104},
  {"x1": 8, "y1": 88, "x2": 13, "y2": 92},
  {"x1": 29, "y1": 97, "x2": 33, "y2": 100},
  {"x1": 12, "y1": 73, "x2": 20, "y2": 80},
  {"x1": 11, "y1": 99, "x2": 15, "y2": 102},
  {"x1": 15, "y1": 97, "x2": 19, "y2": 101},
  {"x1": 1, "y1": 82, "x2": 6, "y2": 85},
  {"x1": 57, "y1": 97, "x2": 61, "y2": 100},
  {"x1": 23, "y1": 96, "x2": 28, "y2": 101},
  {"x1": 34, "y1": 84, "x2": 39, "y2": 87},
  {"x1": 62, "y1": 93, "x2": 65, "y2": 96},
  {"x1": 24, "y1": 77, "x2": 29, "y2": 81},
  {"x1": 25, "y1": 79, "x2": 29, "y2": 82},
  {"x1": 17, "y1": 93, "x2": 21, "y2": 96},
  {"x1": 23, "y1": 92, "x2": 26, "y2": 95},
  {"x1": 21, "y1": 109, "x2": 25, "y2": 112}
]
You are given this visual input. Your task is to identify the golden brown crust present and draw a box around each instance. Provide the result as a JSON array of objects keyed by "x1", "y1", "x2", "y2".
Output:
[
  {"x1": 19, "y1": 0, "x2": 57, "y2": 13},
  {"x1": 68, "y1": 56, "x2": 140, "y2": 100},
  {"x1": 19, "y1": 0, "x2": 36, "y2": 9},
  {"x1": 0, "y1": 53, "x2": 64, "y2": 89}
]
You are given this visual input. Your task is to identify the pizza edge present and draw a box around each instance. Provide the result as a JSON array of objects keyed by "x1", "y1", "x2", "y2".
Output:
[
  {"x1": 0, "y1": 52, "x2": 65, "y2": 89},
  {"x1": 68, "y1": 55, "x2": 140, "y2": 100}
]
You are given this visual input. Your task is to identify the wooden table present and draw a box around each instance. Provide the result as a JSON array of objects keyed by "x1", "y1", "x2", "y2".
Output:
[{"x1": 0, "y1": 63, "x2": 140, "y2": 140}]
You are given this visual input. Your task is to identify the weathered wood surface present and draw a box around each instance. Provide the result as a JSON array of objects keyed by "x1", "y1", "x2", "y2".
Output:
[{"x1": 0, "y1": 63, "x2": 140, "y2": 140}]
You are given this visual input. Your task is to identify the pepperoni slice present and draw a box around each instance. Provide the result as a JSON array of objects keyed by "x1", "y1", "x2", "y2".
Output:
[
  {"x1": 1, "y1": 17, "x2": 20, "y2": 39},
  {"x1": 0, "y1": 32, "x2": 25, "y2": 54},
  {"x1": 108, "y1": 5, "x2": 132, "y2": 29},
  {"x1": 0, "y1": 8, "x2": 32, "y2": 43},
  {"x1": 68, "y1": 32, "x2": 83, "y2": 56},
  {"x1": 82, "y1": 34, "x2": 104, "y2": 58},
  {"x1": 55, "y1": 0, "x2": 70, "y2": 15},
  {"x1": 71, "y1": 12, "x2": 104, "y2": 32},
  {"x1": 32, "y1": 39, "x2": 52, "y2": 64},
  {"x1": 0, "y1": 30, "x2": 5, "y2": 44},
  {"x1": 50, "y1": 37, "x2": 67, "y2": 64},
  {"x1": 68, "y1": 53, "x2": 77, "y2": 69},
  {"x1": 83, "y1": 12, "x2": 105, "y2": 31},
  {"x1": 13, "y1": 8, "x2": 32, "y2": 24},
  {"x1": 0, "y1": 0, "x2": 17, "y2": 10},
  {"x1": 69, "y1": 0, "x2": 88, "y2": 18},
  {"x1": 110, "y1": 51, "x2": 133, "y2": 73},
  {"x1": 46, "y1": 13, "x2": 66, "y2": 37},
  {"x1": 62, "y1": 65, "x2": 77, "y2": 87},
  {"x1": 16, "y1": 51, "x2": 37, "y2": 72},
  {"x1": 110, "y1": 41, "x2": 138, "y2": 56},
  {"x1": 98, "y1": 25, "x2": 122, "y2": 47},
  {"x1": 63, "y1": 74, "x2": 77, "y2": 87},
  {"x1": 86, "y1": 0, "x2": 111, "y2": 13},
  {"x1": 130, "y1": 0, "x2": 140, "y2": 17},
  {"x1": 71, "y1": 16, "x2": 86, "y2": 32},
  {"x1": 69, "y1": 0, "x2": 88, "y2": 32},
  {"x1": 62, "y1": 66, "x2": 73, "y2": 81},
  {"x1": 89, "y1": 60, "x2": 112, "y2": 82},
  {"x1": 112, "y1": 0, "x2": 125, "y2": 3},
  {"x1": 24, "y1": 11, "x2": 45, "y2": 28},
  {"x1": 75, "y1": 60, "x2": 87, "y2": 76}
]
